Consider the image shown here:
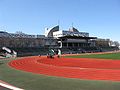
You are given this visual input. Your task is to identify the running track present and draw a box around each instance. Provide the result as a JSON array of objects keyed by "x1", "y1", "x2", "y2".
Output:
[{"x1": 9, "y1": 56, "x2": 120, "y2": 81}]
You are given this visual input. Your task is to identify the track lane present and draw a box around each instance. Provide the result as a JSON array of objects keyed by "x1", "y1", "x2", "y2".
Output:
[{"x1": 9, "y1": 56, "x2": 120, "y2": 81}]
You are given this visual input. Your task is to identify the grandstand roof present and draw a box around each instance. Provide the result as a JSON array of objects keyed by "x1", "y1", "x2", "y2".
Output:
[{"x1": 58, "y1": 35, "x2": 97, "y2": 39}]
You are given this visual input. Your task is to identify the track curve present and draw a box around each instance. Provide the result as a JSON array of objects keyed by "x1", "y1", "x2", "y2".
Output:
[{"x1": 9, "y1": 56, "x2": 120, "y2": 81}]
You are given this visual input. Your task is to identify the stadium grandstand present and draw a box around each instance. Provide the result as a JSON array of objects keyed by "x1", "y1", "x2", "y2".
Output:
[{"x1": 0, "y1": 25, "x2": 119, "y2": 57}]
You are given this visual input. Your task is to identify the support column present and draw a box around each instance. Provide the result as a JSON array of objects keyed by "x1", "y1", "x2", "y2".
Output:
[
  {"x1": 60, "y1": 42, "x2": 62, "y2": 48},
  {"x1": 67, "y1": 42, "x2": 68, "y2": 48},
  {"x1": 72, "y1": 43, "x2": 74, "y2": 47}
]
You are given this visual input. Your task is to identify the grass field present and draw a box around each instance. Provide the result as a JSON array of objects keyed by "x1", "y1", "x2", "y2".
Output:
[
  {"x1": 65, "y1": 52, "x2": 120, "y2": 60},
  {"x1": 1, "y1": 52, "x2": 120, "y2": 90}
]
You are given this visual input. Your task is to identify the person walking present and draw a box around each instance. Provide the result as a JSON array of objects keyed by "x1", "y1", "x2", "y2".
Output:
[
  {"x1": 57, "y1": 49, "x2": 61, "y2": 58},
  {"x1": 48, "y1": 49, "x2": 55, "y2": 58}
]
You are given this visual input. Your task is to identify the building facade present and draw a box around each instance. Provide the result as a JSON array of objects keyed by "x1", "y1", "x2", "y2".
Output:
[
  {"x1": 45, "y1": 25, "x2": 97, "y2": 49},
  {"x1": 0, "y1": 26, "x2": 119, "y2": 50}
]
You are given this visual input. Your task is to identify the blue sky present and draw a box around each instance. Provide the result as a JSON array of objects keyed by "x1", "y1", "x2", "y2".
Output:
[{"x1": 0, "y1": 0, "x2": 120, "y2": 41}]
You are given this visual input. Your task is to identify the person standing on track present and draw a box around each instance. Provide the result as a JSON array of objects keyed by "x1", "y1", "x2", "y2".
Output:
[
  {"x1": 57, "y1": 49, "x2": 61, "y2": 58},
  {"x1": 48, "y1": 49, "x2": 55, "y2": 58}
]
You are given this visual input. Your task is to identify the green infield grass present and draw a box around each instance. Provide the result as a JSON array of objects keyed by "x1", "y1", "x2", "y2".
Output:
[{"x1": 65, "y1": 52, "x2": 120, "y2": 60}]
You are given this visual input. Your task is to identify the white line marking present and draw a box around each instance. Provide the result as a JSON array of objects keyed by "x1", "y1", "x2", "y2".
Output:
[{"x1": 0, "y1": 82, "x2": 24, "y2": 90}]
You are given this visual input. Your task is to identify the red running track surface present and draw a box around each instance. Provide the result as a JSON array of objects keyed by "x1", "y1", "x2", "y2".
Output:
[{"x1": 8, "y1": 56, "x2": 120, "y2": 81}]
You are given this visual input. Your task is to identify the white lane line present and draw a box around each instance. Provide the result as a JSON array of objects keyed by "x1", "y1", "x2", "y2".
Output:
[{"x1": 0, "y1": 82, "x2": 24, "y2": 90}]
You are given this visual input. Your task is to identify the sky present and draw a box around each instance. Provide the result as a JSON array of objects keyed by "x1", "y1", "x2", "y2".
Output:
[{"x1": 0, "y1": 0, "x2": 120, "y2": 42}]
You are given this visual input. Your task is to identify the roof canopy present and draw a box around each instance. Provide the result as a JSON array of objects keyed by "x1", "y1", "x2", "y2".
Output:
[{"x1": 58, "y1": 35, "x2": 97, "y2": 39}]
